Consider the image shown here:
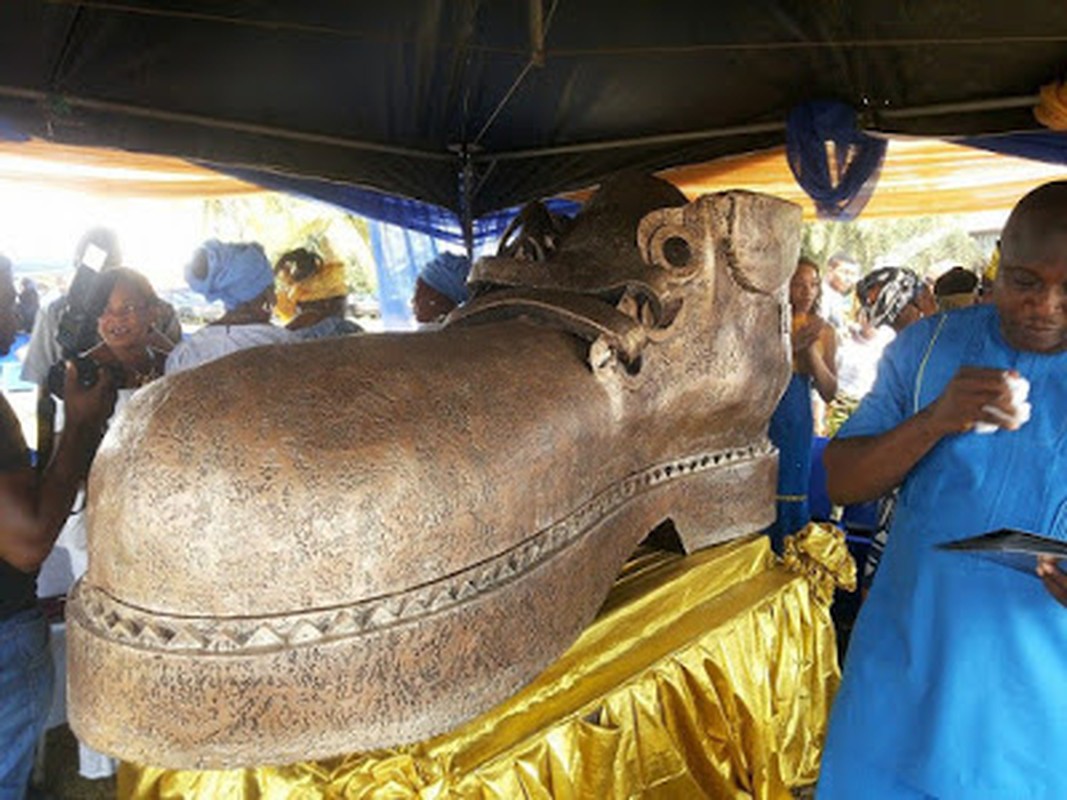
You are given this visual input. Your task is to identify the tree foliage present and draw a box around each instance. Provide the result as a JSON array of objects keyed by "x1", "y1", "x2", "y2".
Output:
[
  {"x1": 201, "y1": 194, "x2": 377, "y2": 297},
  {"x1": 802, "y1": 215, "x2": 994, "y2": 279}
]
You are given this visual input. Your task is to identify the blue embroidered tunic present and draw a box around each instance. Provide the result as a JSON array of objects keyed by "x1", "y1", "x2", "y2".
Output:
[{"x1": 818, "y1": 304, "x2": 1067, "y2": 798}]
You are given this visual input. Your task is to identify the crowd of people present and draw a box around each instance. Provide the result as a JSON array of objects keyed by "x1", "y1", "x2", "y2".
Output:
[
  {"x1": 765, "y1": 186, "x2": 1067, "y2": 797},
  {"x1": 817, "y1": 179, "x2": 1067, "y2": 799},
  {"x1": 0, "y1": 227, "x2": 405, "y2": 796}
]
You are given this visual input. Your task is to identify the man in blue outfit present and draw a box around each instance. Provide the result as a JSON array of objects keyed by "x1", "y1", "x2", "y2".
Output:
[
  {"x1": 0, "y1": 259, "x2": 114, "y2": 798},
  {"x1": 818, "y1": 180, "x2": 1067, "y2": 799}
]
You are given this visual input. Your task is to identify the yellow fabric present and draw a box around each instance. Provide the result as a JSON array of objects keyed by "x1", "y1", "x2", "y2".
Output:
[
  {"x1": 274, "y1": 290, "x2": 299, "y2": 324},
  {"x1": 584, "y1": 138, "x2": 1067, "y2": 220},
  {"x1": 119, "y1": 535, "x2": 844, "y2": 799},
  {"x1": 0, "y1": 138, "x2": 261, "y2": 198},
  {"x1": 278, "y1": 259, "x2": 349, "y2": 306},
  {"x1": 824, "y1": 394, "x2": 860, "y2": 438},
  {"x1": 274, "y1": 221, "x2": 350, "y2": 321},
  {"x1": 781, "y1": 523, "x2": 857, "y2": 607},
  {"x1": 1034, "y1": 81, "x2": 1067, "y2": 131},
  {"x1": 984, "y1": 244, "x2": 1000, "y2": 284}
]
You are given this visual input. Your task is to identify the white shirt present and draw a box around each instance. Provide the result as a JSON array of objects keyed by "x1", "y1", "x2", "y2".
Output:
[
  {"x1": 165, "y1": 323, "x2": 294, "y2": 374},
  {"x1": 836, "y1": 324, "x2": 894, "y2": 400}
]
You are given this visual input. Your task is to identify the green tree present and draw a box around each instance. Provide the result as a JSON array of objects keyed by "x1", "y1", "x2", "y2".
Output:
[
  {"x1": 201, "y1": 194, "x2": 377, "y2": 297},
  {"x1": 802, "y1": 216, "x2": 989, "y2": 278}
]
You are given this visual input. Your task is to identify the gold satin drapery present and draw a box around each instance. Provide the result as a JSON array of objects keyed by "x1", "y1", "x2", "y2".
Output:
[
  {"x1": 0, "y1": 138, "x2": 261, "y2": 198},
  {"x1": 119, "y1": 533, "x2": 845, "y2": 799}
]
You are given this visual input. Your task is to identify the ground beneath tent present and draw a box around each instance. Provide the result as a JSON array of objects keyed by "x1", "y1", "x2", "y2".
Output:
[{"x1": 32, "y1": 725, "x2": 115, "y2": 800}]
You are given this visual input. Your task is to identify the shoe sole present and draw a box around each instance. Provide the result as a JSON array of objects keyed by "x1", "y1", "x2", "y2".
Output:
[{"x1": 67, "y1": 438, "x2": 775, "y2": 769}]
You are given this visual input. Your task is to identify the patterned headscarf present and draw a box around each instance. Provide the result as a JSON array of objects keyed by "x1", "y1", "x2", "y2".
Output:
[
  {"x1": 186, "y1": 240, "x2": 273, "y2": 311},
  {"x1": 274, "y1": 248, "x2": 348, "y2": 322},
  {"x1": 855, "y1": 267, "x2": 922, "y2": 328}
]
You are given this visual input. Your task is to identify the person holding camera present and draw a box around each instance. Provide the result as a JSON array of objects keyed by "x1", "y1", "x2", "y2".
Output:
[
  {"x1": 20, "y1": 228, "x2": 180, "y2": 468},
  {"x1": 20, "y1": 227, "x2": 125, "y2": 388},
  {"x1": 21, "y1": 226, "x2": 181, "y2": 389},
  {"x1": 0, "y1": 258, "x2": 115, "y2": 798},
  {"x1": 35, "y1": 268, "x2": 169, "y2": 599},
  {"x1": 30, "y1": 267, "x2": 170, "y2": 784},
  {"x1": 81, "y1": 268, "x2": 169, "y2": 393}
]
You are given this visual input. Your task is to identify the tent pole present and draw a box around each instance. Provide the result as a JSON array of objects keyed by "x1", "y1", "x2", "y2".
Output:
[
  {"x1": 529, "y1": 0, "x2": 545, "y2": 67},
  {"x1": 0, "y1": 85, "x2": 451, "y2": 162},
  {"x1": 877, "y1": 95, "x2": 1037, "y2": 120},
  {"x1": 460, "y1": 146, "x2": 475, "y2": 260},
  {"x1": 478, "y1": 94, "x2": 1040, "y2": 162}
]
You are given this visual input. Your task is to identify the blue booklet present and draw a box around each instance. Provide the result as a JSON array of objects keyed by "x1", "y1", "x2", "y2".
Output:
[{"x1": 937, "y1": 529, "x2": 1067, "y2": 575}]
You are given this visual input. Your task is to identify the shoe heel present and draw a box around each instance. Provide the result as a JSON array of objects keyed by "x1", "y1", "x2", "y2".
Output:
[{"x1": 657, "y1": 441, "x2": 777, "y2": 553}]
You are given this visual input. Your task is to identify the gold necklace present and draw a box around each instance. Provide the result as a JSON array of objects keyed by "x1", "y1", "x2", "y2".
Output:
[
  {"x1": 123, "y1": 349, "x2": 161, "y2": 388},
  {"x1": 128, "y1": 363, "x2": 160, "y2": 388}
]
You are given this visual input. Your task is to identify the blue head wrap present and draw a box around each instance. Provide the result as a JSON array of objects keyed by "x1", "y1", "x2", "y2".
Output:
[
  {"x1": 418, "y1": 252, "x2": 470, "y2": 304},
  {"x1": 186, "y1": 240, "x2": 274, "y2": 311}
]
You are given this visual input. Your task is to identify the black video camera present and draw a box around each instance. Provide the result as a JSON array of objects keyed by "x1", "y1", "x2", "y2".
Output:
[
  {"x1": 47, "y1": 241, "x2": 114, "y2": 398},
  {"x1": 47, "y1": 354, "x2": 123, "y2": 399},
  {"x1": 54, "y1": 263, "x2": 108, "y2": 361}
]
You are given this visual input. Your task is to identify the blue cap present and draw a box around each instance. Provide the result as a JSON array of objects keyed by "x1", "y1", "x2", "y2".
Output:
[{"x1": 418, "y1": 252, "x2": 470, "y2": 304}]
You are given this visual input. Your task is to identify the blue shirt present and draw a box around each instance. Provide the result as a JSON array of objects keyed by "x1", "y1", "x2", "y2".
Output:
[{"x1": 819, "y1": 304, "x2": 1067, "y2": 798}]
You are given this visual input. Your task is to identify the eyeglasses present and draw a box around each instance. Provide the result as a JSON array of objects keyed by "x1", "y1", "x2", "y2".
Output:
[{"x1": 100, "y1": 302, "x2": 149, "y2": 319}]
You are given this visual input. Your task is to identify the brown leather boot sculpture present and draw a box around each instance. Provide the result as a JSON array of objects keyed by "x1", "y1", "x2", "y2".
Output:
[{"x1": 67, "y1": 174, "x2": 801, "y2": 769}]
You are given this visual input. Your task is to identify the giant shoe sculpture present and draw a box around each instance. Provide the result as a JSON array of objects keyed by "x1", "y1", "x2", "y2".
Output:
[{"x1": 67, "y1": 175, "x2": 800, "y2": 769}]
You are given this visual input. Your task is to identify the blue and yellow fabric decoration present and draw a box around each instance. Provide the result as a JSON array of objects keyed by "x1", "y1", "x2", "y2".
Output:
[{"x1": 786, "y1": 100, "x2": 888, "y2": 221}]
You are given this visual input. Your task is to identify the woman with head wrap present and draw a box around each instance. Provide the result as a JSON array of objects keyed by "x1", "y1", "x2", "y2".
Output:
[
  {"x1": 411, "y1": 252, "x2": 471, "y2": 325},
  {"x1": 855, "y1": 266, "x2": 937, "y2": 333},
  {"x1": 165, "y1": 240, "x2": 293, "y2": 374},
  {"x1": 274, "y1": 247, "x2": 363, "y2": 340},
  {"x1": 850, "y1": 266, "x2": 938, "y2": 604}
]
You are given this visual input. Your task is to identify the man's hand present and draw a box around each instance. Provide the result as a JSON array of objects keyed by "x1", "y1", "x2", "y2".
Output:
[
  {"x1": 925, "y1": 367, "x2": 1021, "y2": 435},
  {"x1": 1037, "y1": 556, "x2": 1067, "y2": 607},
  {"x1": 825, "y1": 366, "x2": 1009, "y2": 505},
  {"x1": 0, "y1": 364, "x2": 115, "y2": 572},
  {"x1": 61, "y1": 360, "x2": 116, "y2": 433}
]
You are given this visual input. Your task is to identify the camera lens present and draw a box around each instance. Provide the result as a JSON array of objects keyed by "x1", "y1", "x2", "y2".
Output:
[{"x1": 75, "y1": 356, "x2": 100, "y2": 388}]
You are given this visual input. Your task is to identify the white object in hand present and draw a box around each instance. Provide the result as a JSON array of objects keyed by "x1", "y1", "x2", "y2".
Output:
[{"x1": 974, "y1": 374, "x2": 1030, "y2": 434}]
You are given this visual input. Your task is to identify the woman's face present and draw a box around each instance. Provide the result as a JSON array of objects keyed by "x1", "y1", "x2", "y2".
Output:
[
  {"x1": 411, "y1": 279, "x2": 456, "y2": 323},
  {"x1": 98, "y1": 280, "x2": 155, "y2": 351},
  {"x1": 789, "y1": 263, "x2": 820, "y2": 315}
]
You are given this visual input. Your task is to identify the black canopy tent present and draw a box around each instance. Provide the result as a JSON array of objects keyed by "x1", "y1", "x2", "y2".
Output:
[{"x1": 1, "y1": 1, "x2": 1066, "y2": 228}]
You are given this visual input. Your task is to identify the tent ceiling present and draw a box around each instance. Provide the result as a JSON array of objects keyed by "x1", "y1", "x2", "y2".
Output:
[{"x1": 1, "y1": 2, "x2": 1066, "y2": 216}]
